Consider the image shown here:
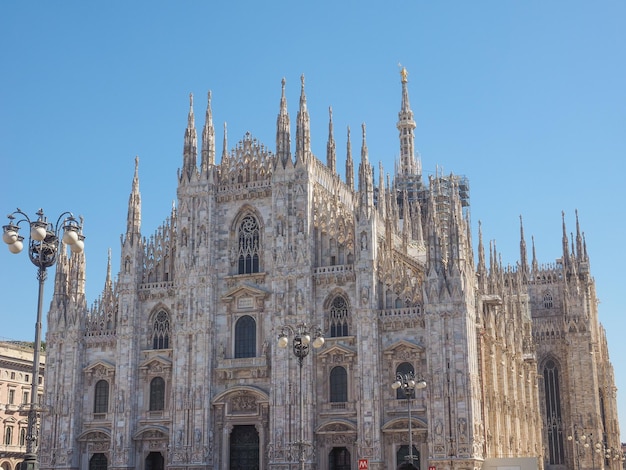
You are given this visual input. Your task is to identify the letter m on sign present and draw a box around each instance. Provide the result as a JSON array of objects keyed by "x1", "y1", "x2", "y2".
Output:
[{"x1": 358, "y1": 459, "x2": 368, "y2": 469}]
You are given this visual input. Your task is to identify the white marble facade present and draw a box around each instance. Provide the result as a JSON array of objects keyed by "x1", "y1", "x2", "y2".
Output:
[{"x1": 39, "y1": 71, "x2": 620, "y2": 470}]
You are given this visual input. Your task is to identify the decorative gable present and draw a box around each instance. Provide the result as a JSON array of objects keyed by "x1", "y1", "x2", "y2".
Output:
[{"x1": 83, "y1": 359, "x2": 115, "y2": 386}]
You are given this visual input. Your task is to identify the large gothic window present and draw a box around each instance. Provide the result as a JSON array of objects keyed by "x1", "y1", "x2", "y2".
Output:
[
  {"x1": 94, "y1": 380, "x2": 109, "y2": 413},
  {"x1": 234, "y1": 315, "x2": 256, "y2": 358},
  {"x1": 152, "y1": 310, "x2": 170, "y2": 349},
  {"x1": 149, "y1": 377, "x2": 165, "y2": 411},
  {"x1": 329, "y1": 295, "x2": 349, "y2": 337},
  {"x1": 330, "y1": 366, "x2": 348, "y2": 403},
  {"x1": 237, "y1": 215, "x2": 260, "y2": 274},
  {"x1": 89, "y1": 453, "x2": 108, "y2": 470},
  {"x1": 544, "y1": 359, "x2": 565, "y2": 465}
]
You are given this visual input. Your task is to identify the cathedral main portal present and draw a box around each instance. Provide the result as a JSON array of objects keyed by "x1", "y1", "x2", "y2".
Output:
[{"x1": 229, "y1": 425, "x2": 260, "y2": 470}]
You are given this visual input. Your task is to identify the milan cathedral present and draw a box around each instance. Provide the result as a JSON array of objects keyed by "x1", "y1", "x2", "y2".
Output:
[{"x1": 39, "y1": 69, "x2": 620, "y2": 470}]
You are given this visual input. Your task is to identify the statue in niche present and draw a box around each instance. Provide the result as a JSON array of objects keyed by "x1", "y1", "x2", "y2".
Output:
[
  {"x1": 361, "y1": 286, "x2": 369, "y2": 305},
  {"x1": 360, "y1": 232, "x2": 368, "y2": 250},
  {"x1": 435, "y1": 420, "x2": 443, "y2": 436},
  {"x1": 296, "y1": 289, "x2": 304, "y2": 310}
]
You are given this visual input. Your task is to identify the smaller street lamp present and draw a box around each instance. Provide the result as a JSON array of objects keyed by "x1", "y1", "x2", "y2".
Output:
[
  {"x1": 567, "y1": 428, "x2": 584, "y2": 470},
  {"x1": 392, "y1": 370, "x2": 426, "y2": 466},
  {"x1": 277, "y1": 323, "x2": 324, "y2": 470},
  {"x1": 3, "y1": 208, "x2": 84, "y2": 470}
]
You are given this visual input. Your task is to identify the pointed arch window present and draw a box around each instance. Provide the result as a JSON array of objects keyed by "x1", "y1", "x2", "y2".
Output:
[
  {"x1": 94, "y1": 380, "x2": 109, "y2": 414},
  {"x1": 543, "y1": 359, "x2": 565, "y2": 465},
  {"x1": 329, "y1": 366, "x2": 348, "y2": 403},
  {"x1": 149, "y1": 377, "x2": 165, "y2": 411},
  {"x1": 237, "y1": 215, "x2": 260, "y2": 274},
  {"x1": 234, "y1": 315, "x2": 256, "y2": 358},
  {"x1": 329, "y1": 295, "x2": 349, "y2": 337},
  {"x1": 152, "y1": 310, "x2": 170, "y2": 349},
  {"x1": 543, "y1": 292, "x2": 553, "y2": 309}
]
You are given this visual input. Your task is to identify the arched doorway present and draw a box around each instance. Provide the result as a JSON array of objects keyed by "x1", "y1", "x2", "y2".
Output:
[
  {"x1": 329, "y1": 446, "x2": 351, "y2": 470},
  {"x1": 397, "y1": 445, "x2": 420, "y2": 469},
  {"x1": 145, "y1": 451, "x2": 164, "y2": 470},
  {"x1": 89, "y1": 453, "x2": 108, "y2": 470},
  {"x1": 229, "y1": 425, "x2": 259, "y2": 470}
]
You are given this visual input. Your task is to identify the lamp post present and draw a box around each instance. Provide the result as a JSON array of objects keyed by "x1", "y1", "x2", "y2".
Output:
[
  {"x1": 391, "y1": 370, "x2": 427, "y2": 466},
  {"x1": 277, "y1": 323, "x2": 325, "y2": 470},
  {"x1": 569, "y1": 432, "x2": 601, "y2": 470},
  {"x1": 567, "y1": 428, "x2": 584, "y2": 470},
  {"x1": 3, "y1": 208, "x2": 84, "y2": 470}
]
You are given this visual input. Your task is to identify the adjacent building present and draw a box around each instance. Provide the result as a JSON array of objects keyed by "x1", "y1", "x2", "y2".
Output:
[
  {"x1": 0, "y1": 341, "x2": 44, "y2": 470},
  {"x1": 37, "y1": 70, "x2": 621, "y2": 470}
]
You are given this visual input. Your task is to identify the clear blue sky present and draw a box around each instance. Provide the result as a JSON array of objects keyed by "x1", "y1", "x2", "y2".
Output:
[{"x1": 2, "y1": 1, "x2": 625, "y2": 439}]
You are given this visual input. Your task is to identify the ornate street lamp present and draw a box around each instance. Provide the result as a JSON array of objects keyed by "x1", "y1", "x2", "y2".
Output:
[
  {"x1": 567, "y1": 427, "x2": 584, "y2": 470},
  {"x1": 277, "y1": 323, "x2": 325, "y2": 470},
  {"x1": 3, "y1": 208, "x2": 84, "y2": 470},
  {"x1": 392, "y1": 370, "x2": 427, "y2": 466}
]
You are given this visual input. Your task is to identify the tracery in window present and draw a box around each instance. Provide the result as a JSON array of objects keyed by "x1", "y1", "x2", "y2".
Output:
[
  {"x1": 543, "y1": 292, "x2": 553, "y2": 309},
  {"x1": 152, "y1": 310, "x2": 170, "y2": 349},
  {"x1": 329, "y1": 295, "x2": 349, "y2": 337},
  {"x1": 543, "y1": 359, "x2": 565, "y2": 465},
  {"x1": 237, "y1": 215, "x2": 260, "y2": 274}
]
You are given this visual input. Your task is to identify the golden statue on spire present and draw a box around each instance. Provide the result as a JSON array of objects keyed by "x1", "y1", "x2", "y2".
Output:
[{"x1": 400, "y1": 66, "x2": 408, "y2": 83}]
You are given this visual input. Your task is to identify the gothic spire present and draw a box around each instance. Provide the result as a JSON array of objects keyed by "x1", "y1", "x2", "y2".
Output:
[
  {"x1": 345, "y1": 126, "x2": 354, "y2": 190},
  {"x1": 358, "y1": 123, "x2": 374, "y2": 215},
  {"x1": 326, "y1": 106, "x2": 336, "y2": 173},
  {"x1": 378, "y1": 161, "x2": 386, "y2": 218},
  {"x1": 561, "y1": 211, "x2": 570, "y2": 268},
  {"x1": 519, "y1": 215, "x2": 529, "y2": 278},
  {"x1": 531, "y1": 235, "x2": 538, "y2": 274},
  {"x1": 295, "y1": 74, "x2": 311, "y2": 166},
  {"x1": 180, "y1": 93, "x2": 198, "y2": 182},
  {"x1": 276, "y1": 77, "x2": 292, "y2": 168},
  {"x1": 221, "y1": 122, "x2": 229, "y2": 164},
  {"x1": 397, "y1": 67, "x2": 420, "y2": 177},
  {"x1": 201, "y1": 90, "x2": 215, "y2": 172},
  {"x1": 477, "y1": 221, "x2": 487, "y2": 289},
  {"x1": 575, "y1": 209, "x2": 583, "y2": 260},
  {"x1": 125, "y1": 156, "x2": 142, "y2": 246}
]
